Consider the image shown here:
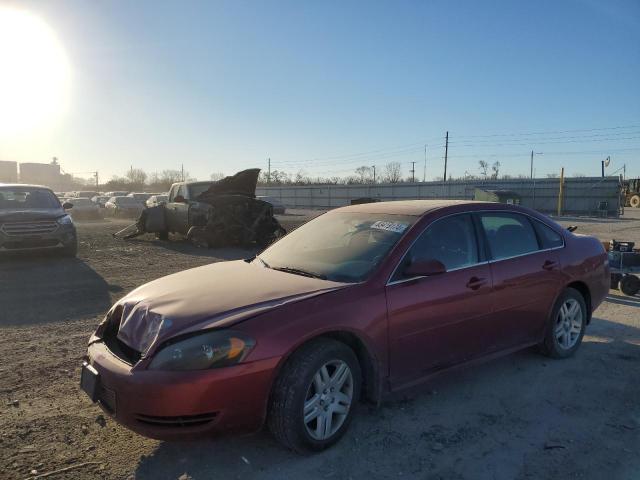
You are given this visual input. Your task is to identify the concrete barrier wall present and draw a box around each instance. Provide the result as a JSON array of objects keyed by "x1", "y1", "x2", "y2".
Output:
[{"x1": 257, "y1": 177, "x2": 622, "y2": 216}]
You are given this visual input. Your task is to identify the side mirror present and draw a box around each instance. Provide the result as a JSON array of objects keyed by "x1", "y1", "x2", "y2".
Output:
[
  {"x1": 404, "y1": 259, "x2": 446, "y2": 277},
  {"x1": 62, "y1": 202, "x2": 73, "y2": 210},
  {"x1": 174, "y1": 195, "x2": 186, "y2": 203}
]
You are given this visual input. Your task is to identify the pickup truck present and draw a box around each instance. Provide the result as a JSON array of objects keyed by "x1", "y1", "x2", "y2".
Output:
[{"x1": 162, "y1": 181, "x2": 216, "y2": 239}]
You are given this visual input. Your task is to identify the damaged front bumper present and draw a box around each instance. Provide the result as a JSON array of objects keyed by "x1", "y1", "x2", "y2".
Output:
[{"x1": 83, "y1": 341, "x2": 279, "y2": 440}]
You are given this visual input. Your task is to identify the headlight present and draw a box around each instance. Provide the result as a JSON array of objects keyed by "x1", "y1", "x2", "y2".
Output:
[
  {"x1": 57, "y1": 214, "x2": 73, "y2": 225},
  {"x1": 148, "y1": 330, "x2": 255, "y2": 371}
]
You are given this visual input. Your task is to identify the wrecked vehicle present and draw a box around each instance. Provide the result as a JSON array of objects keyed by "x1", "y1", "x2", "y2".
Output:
[
  {"x1": 119, "y1": 169, "x2": 285, "y2": 248},
  {"x1": 82, "y1": 200, "x2": 608, "y2": 452}
]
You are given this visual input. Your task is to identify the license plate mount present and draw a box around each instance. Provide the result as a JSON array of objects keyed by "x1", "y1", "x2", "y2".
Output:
[{"x1": 80, "y1": 361, "x2": 100, "y2": 402}]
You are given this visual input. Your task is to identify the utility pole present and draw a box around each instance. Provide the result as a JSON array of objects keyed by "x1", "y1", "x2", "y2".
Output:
[
  {"x1": 410, "y1": 161, "x2": 416, "y2": 182},
  {"x1": 443, "y1": 131, "x2": 449, "y2": 182},
  {"x1": 530, "y1": 150, "x2": 534, "y2": 179},
  {"x1": 371, "y1": 165, "x2": 376, "y2": 184},
  {"x1": 181, "y1": 164, "x2": 184, "y2": 182},
  {"x1": 530, "y1": 151, "x2": 542, "y2": 179},
  {"x1": 267, "y1": 158, "x2": 271, "y2": 184},
  {"x1": 423, "y1": 145, "x2": 427, "y2": 182},
  {"x1": 557, "y1": 167, "x2": 564, "y2": 216},
  {"x1": 95, "y1": 171, "x2": 99, "y2": 188}
]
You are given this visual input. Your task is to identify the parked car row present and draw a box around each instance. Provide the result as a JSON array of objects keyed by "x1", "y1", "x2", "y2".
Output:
[{"x1": 53, "y1": 191, "x2": 170, "y2": 217}]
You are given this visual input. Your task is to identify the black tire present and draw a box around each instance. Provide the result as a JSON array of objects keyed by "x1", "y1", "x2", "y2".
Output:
[
  {"x1": 268, "y1": 338, "x2": 361, "y2": 453},
  {"x1": 61, "y1": 237, "x2": 78, "y2": 258},
  {"x1": 620, "y1": 275, "x2": 640, "y2": 296},
  {"x1": 539, "y1": 288, "x2": 587, "y2": 359},
  {"x1": 155, "y1": 231, "x2": 169, "y2": 240},
  {"x1": 630, "y1": 194, "x2": 640, "y2": 208}
]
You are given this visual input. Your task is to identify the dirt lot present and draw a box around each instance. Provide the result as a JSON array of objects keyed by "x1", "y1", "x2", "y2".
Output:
[{"x1": 1, "y1": 210, "x2": 639, "y2": 480}]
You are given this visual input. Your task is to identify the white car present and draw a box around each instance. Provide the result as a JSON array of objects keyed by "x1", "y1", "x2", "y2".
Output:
[
  {"x1": 127, "y1": 192, "x2": 152, "y2": 204},
  {"x1": 146, "y1": 194, "x2": 168, "y2": 207}
]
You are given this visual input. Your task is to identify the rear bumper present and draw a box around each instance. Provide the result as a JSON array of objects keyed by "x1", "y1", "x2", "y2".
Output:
[
  {"x1": 0, "y1": 225, "x2": 76, "y2": 252},
  {"x1": 85, "y1": 341, "x2": 279, "y2": 440}
]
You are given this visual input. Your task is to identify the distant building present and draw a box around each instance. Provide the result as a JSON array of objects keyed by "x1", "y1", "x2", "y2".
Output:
[
  {"x1": 0, "y1": 160, "x2": 19, "y2": 183},
  {"x1": 19, "y1": 162, "x2": 62, "y2": 187},
  {"x1": 473, "y1": 188, "x2": 521, "y2": 205}
]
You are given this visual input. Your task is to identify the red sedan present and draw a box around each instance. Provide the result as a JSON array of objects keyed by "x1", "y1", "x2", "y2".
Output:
[{"x1": 81, "y1": 200, "x2": 609, "y2": 452}]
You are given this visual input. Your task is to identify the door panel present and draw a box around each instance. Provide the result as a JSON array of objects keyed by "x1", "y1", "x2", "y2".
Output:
[
  {"x1": 485, "y1": 249, "x2": 563, "y2": 350},
  {"x1": 386, "y1": 263, "x2": 493, "y2": 388},
  {"x1": 475, "y1": 211, "x2": 565, "y2": 352}
]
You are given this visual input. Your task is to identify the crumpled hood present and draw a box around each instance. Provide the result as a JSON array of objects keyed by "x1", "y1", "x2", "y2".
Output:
[{"x1": 114, "y1": 260, "x2": 347, "y2": 355}]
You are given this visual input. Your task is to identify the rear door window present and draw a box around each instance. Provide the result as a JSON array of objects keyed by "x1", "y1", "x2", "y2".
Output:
[
  {"x1": 531, "y1": 219, "x2": 564, "y2": 249},
  {"x1": 479, "y1": 212, "x2": 539, "y2": 260}
]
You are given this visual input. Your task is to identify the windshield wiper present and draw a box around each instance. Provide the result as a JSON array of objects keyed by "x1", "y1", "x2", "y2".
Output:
[
  {"x1": 272, "y1": 266, "x2": 327, "y2": 280},
  {"x1": 256, "y1": 256, "x2": 271, "y2": 268}
]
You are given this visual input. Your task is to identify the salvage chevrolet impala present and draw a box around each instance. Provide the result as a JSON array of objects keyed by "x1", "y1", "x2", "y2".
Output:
[{"x1": 81, "y1": 200, "x2": 609, "y2": 452}]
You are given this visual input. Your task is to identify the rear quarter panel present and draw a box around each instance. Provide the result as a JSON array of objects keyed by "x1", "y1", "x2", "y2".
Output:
[{"x1": 560, "y1": 233, "x2": 609, "y2": 314}]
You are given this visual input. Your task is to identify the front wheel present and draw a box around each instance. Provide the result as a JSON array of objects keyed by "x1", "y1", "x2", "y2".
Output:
[
  {"x1": 268, "y1": 339, "x2": 361, "y2": 453},
  {"x1": 539, "y1": 288, "x2": 587, "y2": 358}
]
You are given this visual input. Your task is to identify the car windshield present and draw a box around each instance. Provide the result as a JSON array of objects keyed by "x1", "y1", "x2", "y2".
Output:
[
  {"x1": 0, "y1": 187, "x2": 60, "y2": 210},
  {"x1": 258, "y1": 212, "x2": 416, "y2": 283}
]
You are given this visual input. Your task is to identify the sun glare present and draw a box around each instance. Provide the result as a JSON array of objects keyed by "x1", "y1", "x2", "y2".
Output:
[{"x1": 0, "y1": 8, "x2": 71, "y2": 136}]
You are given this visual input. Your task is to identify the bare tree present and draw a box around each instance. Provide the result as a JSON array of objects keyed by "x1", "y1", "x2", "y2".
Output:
[
  {"x1": 491, "y1": 161, "x2": 501, "y2": 179},
  {"x1": 160, "y1": 170, "x2": 183, "y2": 185},
  {"x1": 478, "y1": 160, "x2": 489, "y2": 178},
  {"x1": 354, "y1": 166, "x2": 373, "y2": 183},
  {"x1": 210, "y1": 172, "x2": 225, "y2": 181},
  {"x1": 383, "y1": 162, "x2": 402, "y2": 183},
  {"x1": 126, "y1": 168, "x2": 147, "y2": 189},
  {"x1": 546, "y1": 173, "x2": 559, "y2": 178}
]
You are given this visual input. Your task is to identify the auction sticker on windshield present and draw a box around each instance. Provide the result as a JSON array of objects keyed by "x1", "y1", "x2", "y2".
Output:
[{"x1": 370, "y1": 221, "x2": 409, "y2": 233}]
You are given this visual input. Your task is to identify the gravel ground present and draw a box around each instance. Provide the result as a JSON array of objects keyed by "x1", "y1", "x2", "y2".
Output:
[{"x1": 0, "y1": 210, "x2": 639, "y2": 480}]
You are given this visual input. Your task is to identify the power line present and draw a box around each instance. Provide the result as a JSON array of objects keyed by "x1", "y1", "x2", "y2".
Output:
[{"x1": 450, "y1": 124, "x2": 640, "y2": 140}]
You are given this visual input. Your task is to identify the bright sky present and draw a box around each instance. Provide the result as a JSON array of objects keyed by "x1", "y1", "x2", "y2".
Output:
[{"x1": 1, "y1": 0, "x2": 639, "y2": 182}]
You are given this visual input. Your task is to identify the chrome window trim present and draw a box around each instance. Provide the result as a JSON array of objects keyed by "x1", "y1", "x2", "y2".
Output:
[
  {"x1": 385, "y1": 209, "x2": 566, "y2": 287},
  {"x1": 387, "y1": 260, "x2": 490, "y2": 286}
]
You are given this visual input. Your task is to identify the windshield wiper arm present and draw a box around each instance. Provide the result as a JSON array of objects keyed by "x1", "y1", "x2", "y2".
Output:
[
  {"x1": 254, "y1": 255, "x2": 271, "y2": 268},
  {"x1": 272, "y1": 266, "x2": 327, "y2": 280}
]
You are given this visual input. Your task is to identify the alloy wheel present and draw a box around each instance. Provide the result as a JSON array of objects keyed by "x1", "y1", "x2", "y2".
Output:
[
  {"x1": 554, "y1": 298, "x2": 583, "y2": 350},
  {"x1": 303, "y1": 360, "x2": 353, "y2": 441}
]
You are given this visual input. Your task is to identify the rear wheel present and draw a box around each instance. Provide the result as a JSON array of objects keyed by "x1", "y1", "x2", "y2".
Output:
[
  {"x1": 620, "y1": 275, "x2": 640, "y2": 296},
  {"x1": 268, "y1": 339, "x2": 361, "y2": 453},
  {"x1": 630, "y1": 194, "x2": 640, "y2": 208},
  {"x1": 539, "y1": 288, "x2": 586, "y2": 358}
]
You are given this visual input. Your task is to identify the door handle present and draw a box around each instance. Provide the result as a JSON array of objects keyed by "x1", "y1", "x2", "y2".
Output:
[
  {"x1": 542, "y1": 260, "x2": 558, "y2": 271},
  {"x1": 466, "y1": 277, "x2": 487, "y2": 290}
]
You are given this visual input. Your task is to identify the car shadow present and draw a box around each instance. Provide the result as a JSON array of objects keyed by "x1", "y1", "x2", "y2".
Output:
[
  {"x1": 0, "y1": 252, "x2": 112, "y2": 326},
  {"x1": 134, "y1": 318, "x2": 640, "y2": 480}
]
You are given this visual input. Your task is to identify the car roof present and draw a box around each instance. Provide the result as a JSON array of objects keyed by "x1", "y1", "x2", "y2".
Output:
[
  {"x1": 334, "y1": 199, "x2": 501, "y2": 216},
  {"x1": 0, "y1": 183, "x2": 54, "y2": 190}
]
